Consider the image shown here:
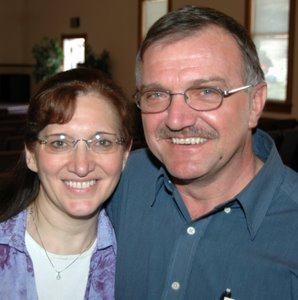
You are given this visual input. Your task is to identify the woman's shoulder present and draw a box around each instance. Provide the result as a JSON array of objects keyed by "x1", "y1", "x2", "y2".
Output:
[{"x1": 0, "y1": 210, "x2": 26, "y2": 239}]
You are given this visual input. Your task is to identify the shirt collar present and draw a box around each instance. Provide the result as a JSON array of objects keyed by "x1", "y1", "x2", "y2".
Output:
[
  {"x1": 149, "y1": 169, "x2": 168, "y2": 206},
  {"x1": 96, "y1": 208, "x2": 117, "y2": 254},
  {"x1": 0, "y1": 210, "x2": 27, "y2": 251},
  {"x1": 0, "y1": 208, "x2": 116, "y2": 254},
  {"x1": 236, "y1": 129, "x2": 286, "y2": 239},
  {"x1": 152, "y1": 129, "x2": 285, "y2": 239}
]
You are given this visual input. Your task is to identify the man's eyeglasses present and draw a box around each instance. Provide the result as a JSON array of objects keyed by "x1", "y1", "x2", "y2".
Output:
[
  {"x1": 38, "y1": 132, "x2": 126, "y2": 154},
  {"x1": 135, "y1": 84, "x2": 252, "y2": 113}
]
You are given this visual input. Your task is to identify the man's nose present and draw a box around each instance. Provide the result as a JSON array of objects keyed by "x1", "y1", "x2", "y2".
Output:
[{"x1": 165, "y1": 93, "x2": 197, "y2": 130}]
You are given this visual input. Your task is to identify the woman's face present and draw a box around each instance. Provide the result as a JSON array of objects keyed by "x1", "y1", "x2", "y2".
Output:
[{"x1": 26, "y1": 93, "x2": 130, "y2": 219}]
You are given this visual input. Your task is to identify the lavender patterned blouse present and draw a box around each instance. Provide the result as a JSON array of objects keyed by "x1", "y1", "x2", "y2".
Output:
[{"x1": 0, "y1": 208, "x2": 116, "y2": 300}]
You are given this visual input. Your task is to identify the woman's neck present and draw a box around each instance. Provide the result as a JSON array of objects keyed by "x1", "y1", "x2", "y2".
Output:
[{"x1": 26, "y1": 203, "x2": 98, "y2": 255}]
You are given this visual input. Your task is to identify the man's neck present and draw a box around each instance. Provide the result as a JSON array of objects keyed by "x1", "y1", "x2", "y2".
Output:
[{"x1": 175, "y1": 155, "x2": 264, "y2": 220}]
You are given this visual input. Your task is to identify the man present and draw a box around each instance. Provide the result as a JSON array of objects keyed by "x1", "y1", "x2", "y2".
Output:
[{"x1": 108, "y1": 6, "x2": 298, "y2": 299}]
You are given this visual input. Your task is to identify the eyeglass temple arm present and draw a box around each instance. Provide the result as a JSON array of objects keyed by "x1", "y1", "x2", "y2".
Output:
[{"x1": 223, "y1": 84, "x2": 252, "y2": 96}]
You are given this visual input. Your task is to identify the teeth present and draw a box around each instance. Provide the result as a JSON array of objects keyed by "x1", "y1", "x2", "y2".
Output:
[
  {"x1": 65, "y1": 180, "x2": 96, "y2": 189},
  {"x1": 172, "y1": 137, "x2": 207, "y2": 145}
]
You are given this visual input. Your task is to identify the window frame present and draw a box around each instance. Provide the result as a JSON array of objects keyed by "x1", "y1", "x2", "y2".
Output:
[
  {"x1": 245, "y1": 0, "x2": 296, "y2": 113},
  {"x1": 61, "y1": 33, "x2": 87, "y2": 71},
  {"x1": 138, "y1": 0, "x2": 172, "y2": 46}
]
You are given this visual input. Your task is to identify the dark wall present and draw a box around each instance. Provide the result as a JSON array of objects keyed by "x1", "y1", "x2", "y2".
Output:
[{"x1": 0, "y1": 74, "x2": 30, "y2": 103}]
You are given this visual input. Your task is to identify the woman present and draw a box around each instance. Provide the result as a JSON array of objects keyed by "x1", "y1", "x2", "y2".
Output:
[{"x1": 0, "y1": 68, "x2": 132, "y2": 299}]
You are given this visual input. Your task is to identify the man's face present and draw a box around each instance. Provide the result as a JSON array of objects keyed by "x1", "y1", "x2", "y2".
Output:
[{"x1": 140, "y1": 26, "x2": 263, "y2": 183}]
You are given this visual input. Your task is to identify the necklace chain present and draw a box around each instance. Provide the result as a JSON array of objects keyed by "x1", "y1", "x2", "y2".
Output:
[{"x1": 30, "y1": 207, "x2": 95, "y2": 280}]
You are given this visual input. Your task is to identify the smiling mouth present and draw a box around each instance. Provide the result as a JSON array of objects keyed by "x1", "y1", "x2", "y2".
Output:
[
  {"x1": 64, "y1": 180, "x2": 97, "y2": 189},
  {"x1": 172, "y1": 137, "x2": 208, "y2": 145}
]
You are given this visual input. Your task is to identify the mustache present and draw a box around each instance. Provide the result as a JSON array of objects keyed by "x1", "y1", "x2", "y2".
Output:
[{"x1": 157, "y1": 127, "x2": 218, "y2": 140}]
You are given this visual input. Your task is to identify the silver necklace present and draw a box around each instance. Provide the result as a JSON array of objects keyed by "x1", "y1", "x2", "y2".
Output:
[{"x1": 30, "y1": 207, "x2": 95, "y2": 280}]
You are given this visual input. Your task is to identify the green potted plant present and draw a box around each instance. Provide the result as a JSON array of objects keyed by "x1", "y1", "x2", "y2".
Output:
[{"x1": 32, "y1": 37, "x2": 63, "y2": 82}]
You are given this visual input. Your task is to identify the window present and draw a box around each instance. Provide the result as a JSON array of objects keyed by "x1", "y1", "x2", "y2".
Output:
[
  {"x1": 138, "y1": 0, "x2": 171, "y2": 44},
  {"x1": 246, "y1": 0, "x2": 296, "y2": 112},
  {"x1": 61, "y1": 34, "x2": 86, "y2": 71}
]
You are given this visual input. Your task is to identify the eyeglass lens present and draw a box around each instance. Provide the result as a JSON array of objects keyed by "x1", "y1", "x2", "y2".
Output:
[
  {"x1": 137, "y1": 87, "x2": 223, "y2": 113},
  {"x1": 39, "y1": 132, "x2": 124, "y2": 154}
]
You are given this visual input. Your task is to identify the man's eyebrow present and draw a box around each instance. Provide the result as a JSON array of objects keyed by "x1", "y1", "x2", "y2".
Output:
[
  {"x1": 139, "y1": 83, "x2": 166, "y2": 91},
  {"x1": 139, "y1": 77, "x2": 227, "y2": 91},
  {"x1": 191, "y1": 77, "x2": 226, "y2": 86}
]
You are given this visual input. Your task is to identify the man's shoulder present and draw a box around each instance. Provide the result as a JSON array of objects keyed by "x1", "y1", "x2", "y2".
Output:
[
  {"x1": 125, "y1": 148, "x2": 161, "y2": 174},
  {"x1": 281, "y1": 167, "x2": 298, "y2": 203},
  {"x1": 107, "y1": 148, "x2": 161, "y2": 225}
]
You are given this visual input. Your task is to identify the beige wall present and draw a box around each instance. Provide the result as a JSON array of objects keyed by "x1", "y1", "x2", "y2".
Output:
[
  {"x1": 1, "y1": 0, "x2": 139, "y2": 97},
  {"x1": 0, "y1": 0, "x2": 25, "y2": 62},
  {"x1": 0, "y1": 0, "x2": 297, "y2": 119}
]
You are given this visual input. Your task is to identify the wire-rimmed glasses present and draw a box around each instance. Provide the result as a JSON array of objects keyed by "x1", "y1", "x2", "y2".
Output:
[
  {"x1": 135, "y1": 84, "x2": 252, "y2": 113},
  {"x1": 38, "y1": 131, "x2": 126, "y2": 154}
]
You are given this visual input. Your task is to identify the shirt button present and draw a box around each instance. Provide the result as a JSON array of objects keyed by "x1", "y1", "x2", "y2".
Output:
[
  {"x1": 171, "y1": 281, "x2": 180, "y2": 290},
  {"x1": 187, "y1": 226, "x2": 196, "y2": 235},
  {"x1": 224, "y1": 207, "x2": 231, "y2": 214}
]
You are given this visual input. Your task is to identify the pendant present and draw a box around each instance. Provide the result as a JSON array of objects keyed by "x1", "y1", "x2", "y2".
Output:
[{"x1": 56, "y1": 272, "x2": 61, "y2": 280}]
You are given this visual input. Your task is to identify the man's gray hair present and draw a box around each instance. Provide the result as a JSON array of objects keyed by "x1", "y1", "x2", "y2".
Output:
[{"x1": 135, "y1": 6, "x2": 264, "y2": 89}]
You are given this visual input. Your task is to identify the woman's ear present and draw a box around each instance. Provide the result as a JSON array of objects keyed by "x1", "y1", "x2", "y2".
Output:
[
  {"x1": 249, "y1": 82, "x2": 267, "y2": 129},
  {"x1": 25, "y1": 146, "x2": 38, "y2": 173},
  {"x1": 122, "y1": 141, "x2": 132, "y2": 170}
]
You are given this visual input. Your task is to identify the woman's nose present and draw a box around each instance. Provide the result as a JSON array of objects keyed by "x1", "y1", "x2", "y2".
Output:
[{"x1": 67, "y1": 143, "x2": 96, "y2": 176}]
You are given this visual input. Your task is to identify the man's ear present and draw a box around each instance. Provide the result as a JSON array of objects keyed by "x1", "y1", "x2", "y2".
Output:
[
  {"x1": 249, "y1": 82, "x2": 267, "y2": 129},
  {"x1": 25, "y1": 146, "x2": 38, "y2": 173}
]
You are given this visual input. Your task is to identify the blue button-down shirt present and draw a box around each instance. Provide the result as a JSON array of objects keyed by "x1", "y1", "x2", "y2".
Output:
[
  {"x1": 0, "y1": 209, "x2": 116, "y2": 300},
  {"x1": 108, "y1": 130, "x2": 298, "y2": 300}
]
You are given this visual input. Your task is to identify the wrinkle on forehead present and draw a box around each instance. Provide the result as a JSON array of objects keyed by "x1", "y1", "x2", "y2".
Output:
[{"x1": 142, "y1": 26, "x2": 244, "y2": 90}]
